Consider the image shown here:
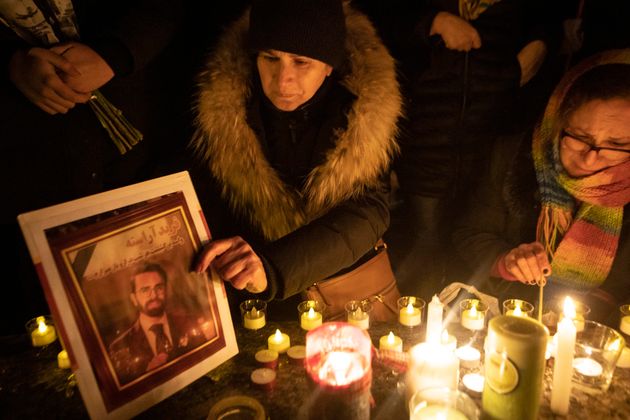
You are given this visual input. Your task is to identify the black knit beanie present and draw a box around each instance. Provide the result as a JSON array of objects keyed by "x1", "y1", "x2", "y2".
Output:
[{"x1": 248, "y1": 0, "x2": 347, "y2": 69}]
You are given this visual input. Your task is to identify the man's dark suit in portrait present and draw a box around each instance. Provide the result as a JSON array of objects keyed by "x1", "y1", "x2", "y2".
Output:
[{"x1": 108, "y1": 263, "x2": 209, "y2": 385}]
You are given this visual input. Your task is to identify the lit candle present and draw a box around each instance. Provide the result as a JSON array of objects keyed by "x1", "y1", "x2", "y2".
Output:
[
  {"x1": 506, "y1": 301, "x2": 525, "y2": 317},
  {"x1": 550, "y1": 297, "x2": 577, "y2": 416},
  {"x1": 455, "y1": 345, "x2": 481, "y2": 369},
  {"x1": 441, "y1": 330, "x2": 457, "y2": 352},
  {"x1": 462, "y1": 372, "x2": 485, "y2": 395},
  {"x1": 616, "y1": 346, "x2": 630, "y2": 368},
  {"x1": 406, "y1": 342, "x2": 459, "y2": 397},
  {"x1": 57, "y1": 350, "x2": 71, "y2": 369},
  {"x1": 573, "y1": 357, "x2": 603, "y2": 377},
  {"x1": 621, "y1": 315, "x2": 630, "y2": 336},
  {"x1": 426, "y1": 295, "x2": 443, "y2": 343},
  {"x1": 461, "y1": 301, "x2": 485, "y2": 330},
  {"x1": 410, "y1": 404, "x2": 469, "y2": 420},
  {"x1": 301, "y1": 307, "x2": 323, "y2": 331},
  {"x1": 399, "y1": 302, "x2": 422, "y2": 327},
  {"x1": 348, "y1": 307, "x2": 370, "y2": 330},
  {"x1": 379, "y1": 331, "x2": 403, "y2": 352},
  {"x1": 243, "y1": 307, "x2": 266, "y2": 330},
  {"x1": 30, "y1": 316, "x2": 57, "y2": 347},
  {"x1": 267, "y1": 329, "x2": 290, "y2": 353}
]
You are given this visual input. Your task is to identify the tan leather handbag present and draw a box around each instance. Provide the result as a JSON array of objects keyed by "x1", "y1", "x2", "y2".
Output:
[{"x1": 304, "y1": 240, "x2": 401, "y2": 322}]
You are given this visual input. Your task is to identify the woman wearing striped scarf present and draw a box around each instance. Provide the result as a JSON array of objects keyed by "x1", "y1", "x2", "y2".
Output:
[{"x1": 453, "y1": 49, "x2": 630, "y2": 325}]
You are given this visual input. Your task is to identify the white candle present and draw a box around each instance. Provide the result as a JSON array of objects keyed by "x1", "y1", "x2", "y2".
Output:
[
  {"x1": 267, "y1": 329, "x2": 291, "y2": 353},
  {"x1": 461, "y1": 303, "x2": 485, "y2": 330},
  {"x1": 455, "y1": 345, "x2": 481, "y2": 369},
  {"x1": 379, "y1": 331, "x2": 403, "y2": 352},
  {"x1": 300, "y1": 307, "x2": 323, "y2": 331},
  {"x1": 407, "y1": 342, "x2": 459, "y2": 397},
  {"x1": 426, "y1": 295, "x2": 443, "y2": 344},
  {"x1": 462, "y1": 372, "x2": 485, "y2": 394},
  {"x1": 441, "y1": 330, "x2": 457, "y2": 352},
  {"x1": 506, "y1": 301, "x2": 525, "y2": 317},
  {"x1": 619, "y1": 316, "x2": 630, "y2": 336},
  {"x1": 573, "y1": 357, "x2": 603, "y2": 377},
  {"x1": 410, "y1": 404, "x2": 469, "y2": 420},
  {"x1": 348, "y1": 307, "x2": 370, "y2": 330},
  {"x1": 243, "y1": 307, "x2": 266, "y2": 330},
  {"x1": 399, "y1": 302, "x2": 422, "y2": 327},
  {"x1": 616, "y1": 346, "x2": 630, "y2": 368},
  {"x1": 255, "y1": 349, "x2": 279, "y2": 369},
  {"x1": 551, "y1": 297, "x2": 577, "y2": 416}
]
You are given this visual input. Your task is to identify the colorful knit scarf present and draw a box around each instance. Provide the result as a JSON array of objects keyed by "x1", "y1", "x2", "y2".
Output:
[
  {"x1": 532, "y1": 49, "x2": 630, "y2": 290},
  {"x1": 459, "y1": 0, "x2": 502, "y2": 21}
]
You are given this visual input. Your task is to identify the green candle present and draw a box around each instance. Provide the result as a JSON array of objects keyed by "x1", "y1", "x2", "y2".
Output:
[{"x1": 483, "y1": 315, "x2": 548, "y2": 420}]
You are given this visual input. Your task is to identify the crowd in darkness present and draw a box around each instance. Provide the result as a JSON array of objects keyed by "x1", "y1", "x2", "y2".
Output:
[{"x1": 1, "y1": 0, "x2": 629, "y2": 339}]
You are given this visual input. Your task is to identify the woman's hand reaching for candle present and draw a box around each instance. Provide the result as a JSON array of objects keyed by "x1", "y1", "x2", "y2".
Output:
[
  {"x1": 502, "y1": 242, "x2": 551, "y2": 285},
  {"x1": 196, "y1": 236, "x2": 268, "y2": 293}
]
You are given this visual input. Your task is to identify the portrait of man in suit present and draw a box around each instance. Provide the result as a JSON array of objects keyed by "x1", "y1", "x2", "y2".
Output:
[{"x1": 108, "y1": 262, "x2": 213, "y2": 385}]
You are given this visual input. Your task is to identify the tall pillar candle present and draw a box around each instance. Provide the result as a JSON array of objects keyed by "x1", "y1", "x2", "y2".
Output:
[
  {"x1": 426, "y1": 295, "x2": 444, "y2": 344},
  {"x1": 482, "y1": 315, "x2": 548, "y2": 420},
  {"x1": 550, "y1": 297, "x2": 577, "y2": 415}
]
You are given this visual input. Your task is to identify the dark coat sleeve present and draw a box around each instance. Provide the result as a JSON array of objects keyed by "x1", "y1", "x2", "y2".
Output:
[
  {"x1": 452, "y1": 135, "x2": 523, "y2": 281},
  {"x1": 261, "y1": 180, "x2": 391, "y2": 300}
]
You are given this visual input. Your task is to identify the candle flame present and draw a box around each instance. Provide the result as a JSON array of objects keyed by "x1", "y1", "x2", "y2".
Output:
[
  {"x1": 37, "y1": 316, "x2": 48, "y2": 334},
  {"x1": 609, "y1": 339, "x2": 621, "y2": 352},
  {"x1": 355, "y1": 307, "x2": 364, "y2": 317},
  {"x1": 387, "y1": 331, "x2": 395, "y2": 344},
  {"x1": 513, "y1": 304, "x2": 523, "y2": 317},
  {"x1": 406, "y1": 303, "x2": 414, "y2": 314},
  {"x1": 563, "y1": 296, "x2": 576, "y2": 320},
  {"x1": 469, "y1": 304, "x2": 478, "y2": 317},
  {"x1": 441, "y1": 330, "x2": 450, "y2": 344},
  {"x1": 308, "y1": 307, "x2": 316, "y2": 319},
  {"x1": 274, "y1": 329, "x2": 283, "y2": 342},
  {"x1": 249, "y1": 307, "x2": 258, "y2": 318}
]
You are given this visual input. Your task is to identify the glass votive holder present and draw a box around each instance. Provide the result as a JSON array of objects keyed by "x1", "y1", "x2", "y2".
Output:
[
  {"x1": 298, "y1": 300, "x2": 325, "y2": 331},
  {"x1": 345, "y1": 300, "x2": 372, "y2": 330},
  {"x1": 240, "y1": 299, "x2": 267, "y2": 330},
  {"x1": 459, "y1": 299, "x2": 488, "y2": 331},
  {"x1": 502, "y1": 299, "x2": 535, "y2": 318},
  {"x1": 25, "y1": 315, "x2": 57, "y2": 347},
  {"x1": 572, "y1": 320, "x2": 625, "y2": 394},
  {"x1": 397, "y1": 296, "x2": 425, "y2": 327},
  {"x1": 409, "y1": 387, "x2": 480, "y2": 420}
]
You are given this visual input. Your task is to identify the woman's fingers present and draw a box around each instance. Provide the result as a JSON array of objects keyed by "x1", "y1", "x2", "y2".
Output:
[{"x1": 505, "y1": 242, "x2": 552, "y2": 285}]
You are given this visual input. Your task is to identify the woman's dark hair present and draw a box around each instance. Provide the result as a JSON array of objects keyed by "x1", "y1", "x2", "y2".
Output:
[{"x1": 559, "y1": 63, "x2": 630, "y2": 127}]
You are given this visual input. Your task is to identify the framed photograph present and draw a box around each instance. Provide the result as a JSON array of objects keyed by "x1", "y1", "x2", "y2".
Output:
[{"x1": 18, "y1": 171, "x2": 238, "y2": 419}]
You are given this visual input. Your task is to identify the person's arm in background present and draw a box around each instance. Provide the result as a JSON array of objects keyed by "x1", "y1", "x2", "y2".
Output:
[{"x1": 517, "y1": 0, "x2": 557, "y2": 86}]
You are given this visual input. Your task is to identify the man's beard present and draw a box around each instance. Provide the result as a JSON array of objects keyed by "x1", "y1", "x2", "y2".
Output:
[{"x1": 141, "y1": 298, "x2": 165, "y2": 317}]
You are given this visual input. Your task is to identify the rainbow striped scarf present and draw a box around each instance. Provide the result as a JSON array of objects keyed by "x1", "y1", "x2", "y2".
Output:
[{"x1": 533, "y1": 49, "x2": 630, "y2": 290}]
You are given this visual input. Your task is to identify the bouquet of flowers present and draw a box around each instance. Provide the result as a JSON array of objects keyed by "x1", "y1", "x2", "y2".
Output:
[{"x1": 0, "y1": 0, "x2": 142, "y2": 154}]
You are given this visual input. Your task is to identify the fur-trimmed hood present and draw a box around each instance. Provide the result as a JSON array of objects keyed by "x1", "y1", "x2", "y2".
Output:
[{"x1": 190, "y1": 4, "x2": 402, "y2": 241}]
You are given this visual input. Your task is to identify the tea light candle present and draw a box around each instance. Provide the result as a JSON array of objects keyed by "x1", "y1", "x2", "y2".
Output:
[
  {"x1": 255, "y1": 349, "x2": 279, "y2": 369},
  {"x1": 400, "y1": 302, "x2": 422, "y2": 327},
  {"x1": 379, "y1": 331, "x2": 403, "y2": 352},
  {"x1": 243, "y1": 307, "x2": 266, "y2": 330},
  {"x1": 621, "y1": 316, "x2": 630, "y2": 336},
  {"x1": 251, "y1": 368, "x2": 276, "y2": 390},
  {"x1": 268, "y1": 329, "x2": 290, "y2": 353},
  {"x1": 30, "y1": 316, "x2": 57, "y2": 347},
  {"x1": 410, "y1": 404, "x2": 469, "y2": 420},
  {"x1": 573, "y1": 357, "x2": 603, "y2": 377},
  {"x1": 551, "y1": 297, "x2": 577, "y2": 416},
  {"x1": 455, "y1": 345, "x2": 481, "y2": 369},
  {"x1": 461, "y1": 302, "x2": 485, "y2": 330},
  {"x1": 348, "y1": 307, "x2": 370, "y2": 330},
  {"x1": 462, "y1": 372, "x2": 485, "y2": 395},
  {"x1": 616, "y1": 346, "x2": 630, "y2": 368},
  {"x1": 407, "y1": 342, "x2": 459, "y2": 396},
  {"x1": 57, "y1": 350, "x2": 71, "y2": 369},
  {"x1": 301, "y1": 307, "x2": 323, "y2": 331},
  {"x1": 506, "y1": 301, "x2": 525, "y2": 317},
  {"x1": 287, "y1": 345, "x2": 306, "y2": 365}
]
